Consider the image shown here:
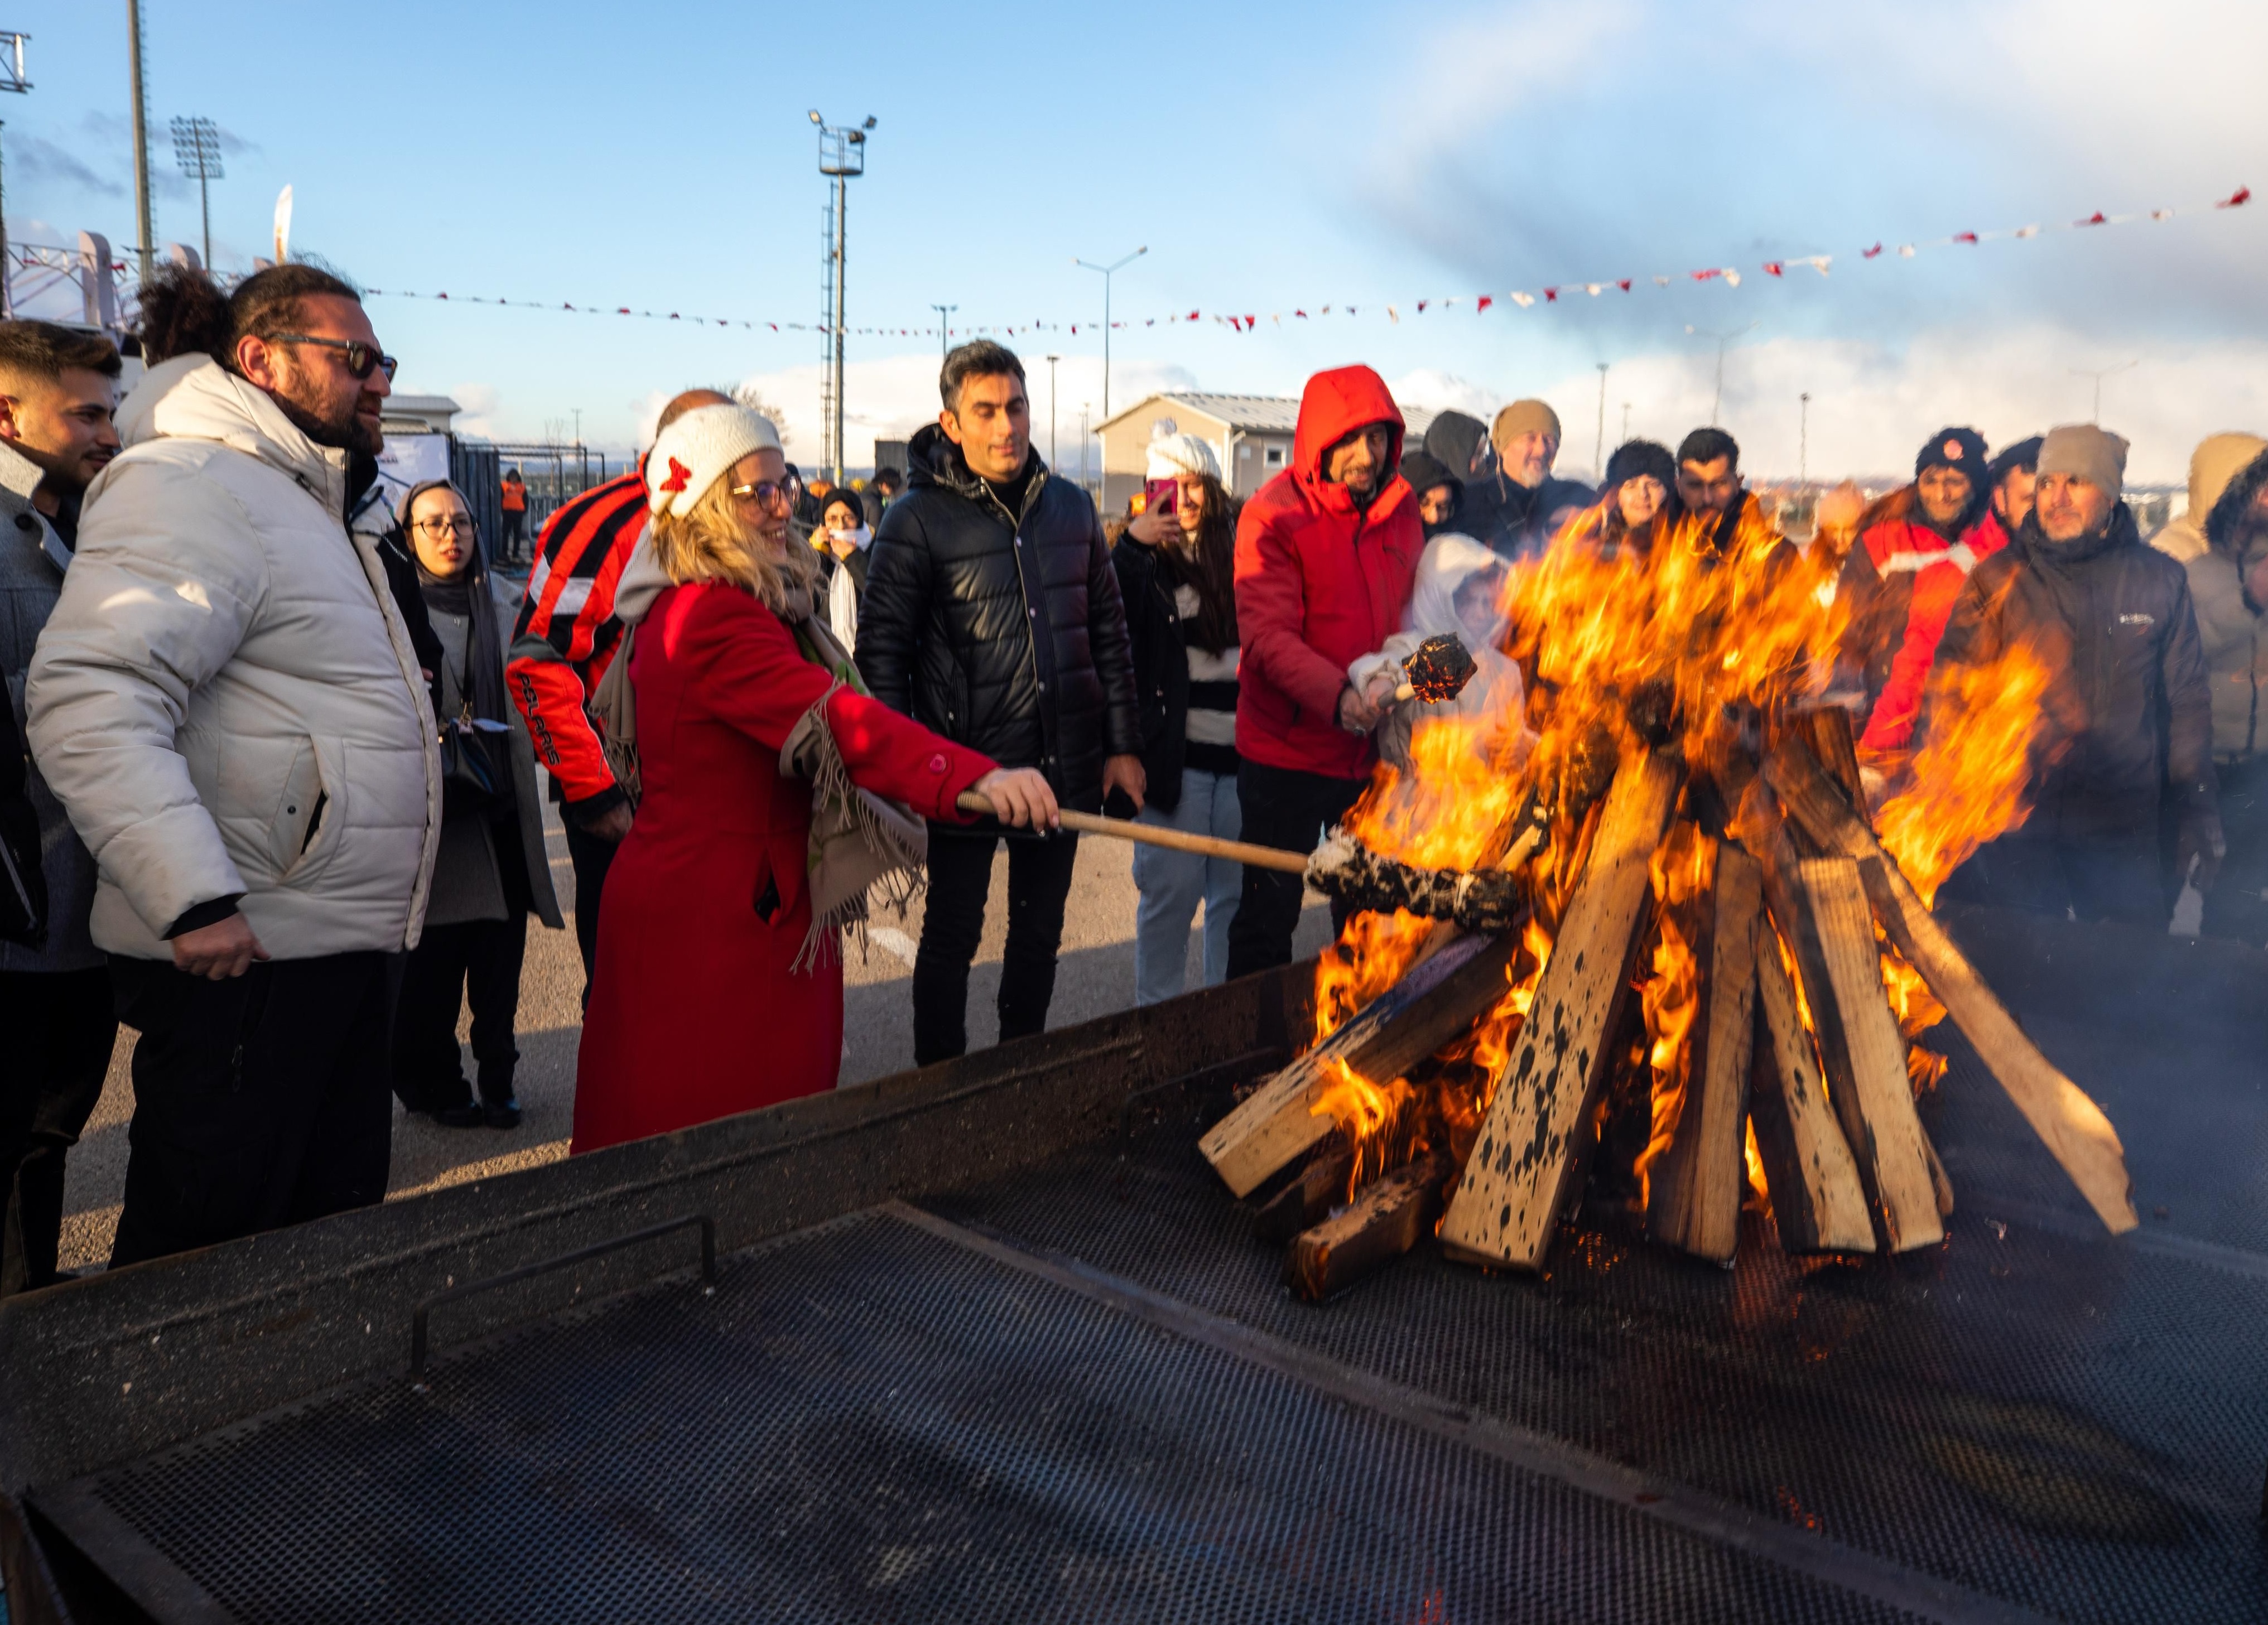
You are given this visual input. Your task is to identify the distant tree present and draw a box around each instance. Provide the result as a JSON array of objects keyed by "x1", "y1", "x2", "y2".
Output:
[{"x1": 731, "y1": 382, "x2": 788, "y2": 436}]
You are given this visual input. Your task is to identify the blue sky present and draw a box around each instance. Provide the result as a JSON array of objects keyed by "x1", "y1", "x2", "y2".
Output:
[{"x1": 12, "y1": 0, "x2": 2267, "y2": 481}]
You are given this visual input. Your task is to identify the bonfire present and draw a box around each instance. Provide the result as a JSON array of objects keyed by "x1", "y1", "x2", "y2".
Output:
[{"x1": 1200, "y1": 503, "x2": 2138, "y2": 1300}]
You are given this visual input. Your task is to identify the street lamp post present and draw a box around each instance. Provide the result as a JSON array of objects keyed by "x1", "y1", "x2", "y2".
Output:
[
  {"x1": 1686, "y1": 321, "x2": 1759, "y2": 428},
  {"x1": 2069, "y1": 361, "x2": 2138, "y2": 423},
  {"x1": 810, "y1": 110, "x2": 877, "y2": 487},
  {"x1": 1593, "y1": 362, "x2": 1609, "y2": 477},
  {"x1": 933, "y1": 303, "x2": 956, "y2": 363},
  {"x1": 126, "y1": 0, "x2": 154, "y2": 283},
  {"x1": 170, "y1": 116, "x2": 223, "y2": 269},
  {"x1": 1045, "y1": 354, "x2": 1061, "y2": 468},
  {"x1": 1073, "y1": 245, "x2": 1145, "y2": 422},
  {"x1": 1799, "y1": 392, "x2": 1810, "y2": 486}
]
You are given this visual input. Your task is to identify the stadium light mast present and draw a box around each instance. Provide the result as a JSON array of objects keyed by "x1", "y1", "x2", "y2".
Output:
[
  {"x1": 811, "y1": 110, "x2": 875, "y2": 486},
  {"x1": 933, "y1": 303, "x2": 955, "y2": 363},
  {"x1": 170, "y1": 116, "x2": 223, "y2": 269},
  {"x1": 0, "y1": 30, "x2": 28, "y2": 318}
]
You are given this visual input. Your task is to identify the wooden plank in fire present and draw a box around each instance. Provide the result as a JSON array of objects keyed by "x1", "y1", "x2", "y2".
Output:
[
  {"x1": 1748, "y1": 924, "x2": 1876, "y2": 1253},
  {"x1": 1437, "y1": 751, "x2": 1682, "y2": 1270},
  {"x1": 1784, "y1": 856, "x2": 1944, "y2": 1252},
  {"x1": 1645, "y1": 845, "x2": 1764, "y2": 1265},
  {"x1": 1285, "y1": 1154, "x2": 1450, "y2": 1301},
  {"x1": 1199, "y1": 932, "x2": 1494, "y2": 1198},
  {"x1": 1763, "y1": 735, "x2": 2139, "y2": 1234}
]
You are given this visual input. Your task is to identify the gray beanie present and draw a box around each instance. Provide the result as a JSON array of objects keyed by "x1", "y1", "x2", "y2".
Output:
[{"x1": 2036, "y1": 424, "x2": 2129, "y2": 495}]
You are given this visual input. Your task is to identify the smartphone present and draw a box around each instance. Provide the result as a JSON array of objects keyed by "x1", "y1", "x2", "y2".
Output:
[{"x1": 1144, "y1": 478, "x2": 1178, "y2": 517}]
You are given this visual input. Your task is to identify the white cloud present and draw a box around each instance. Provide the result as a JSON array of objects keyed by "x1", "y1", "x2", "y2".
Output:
[
  {"x1": 1528, "y1": 325, "x2": 2268, "y2": 485},
  {"x1": 447, "y1": 382, "x2": 502, "y2": 440}
]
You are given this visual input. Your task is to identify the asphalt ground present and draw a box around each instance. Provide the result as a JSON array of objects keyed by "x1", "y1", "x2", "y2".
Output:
[{"x1": 57, "y1": 790, "x2": 1338, "y2": 1272}]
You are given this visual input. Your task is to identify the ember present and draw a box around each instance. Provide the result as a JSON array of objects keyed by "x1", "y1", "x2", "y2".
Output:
[{"x1": 1201, "y1": 502, "x2": 2140, "y2": 1296}]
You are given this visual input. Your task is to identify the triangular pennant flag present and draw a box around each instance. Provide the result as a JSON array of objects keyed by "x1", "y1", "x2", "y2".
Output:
[
  {"x1": 1388, "y1": 305, "x2": 1399, "y2": 324},
  {"x1": 1510, "y1": 291, "x2": 1534, "y2": 308},
  {"x1": 1763, "y1": 261, "x2": 1784, "y2": 277},
  {"x1": 1953, "y1": 230, "x2": 1978, "y2": 244},
  {"x1": 2219, "y1": 185, "x2": 2251, "y2": 208},
  {"x1": 2076, "y1": 211, "x2": 2107, "y2": 226},
  {"x1": 1617, "y1": 278, "x2": 1632, "y2": 291},
  {"x1": 1863, "y1": 243, "x2": 1884, "y2": 258},
  {"x1": 1543, "y1": 286, "x2": 1558, "y2": 301},
  {"x1": 1476, "y1": 295, "x2": 1493, "y2": 312}
]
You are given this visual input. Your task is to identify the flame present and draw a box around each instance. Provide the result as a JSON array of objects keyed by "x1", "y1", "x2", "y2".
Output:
[
  {"x1": 1872, "y1": 641, "x2": 2054, "y2": 906},
  {"x1": 1635, "y1": 824, "x2": 1717, "y2": 1208},
  {"x1": 1743, "y1": 1116, "x2": 1773, "y2": 1218},
  {"x1": 1308, "y1": 1057, "x2": 1418, "y2": 1194}
]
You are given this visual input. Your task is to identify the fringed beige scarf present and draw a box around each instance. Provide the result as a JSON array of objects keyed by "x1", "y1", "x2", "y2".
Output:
[
  {"x1": 774, "y1": 591, "x2": 930, "y2": 972},
  {"x1": 591, "y1": 582, "x2": 929, "y2": 973}
]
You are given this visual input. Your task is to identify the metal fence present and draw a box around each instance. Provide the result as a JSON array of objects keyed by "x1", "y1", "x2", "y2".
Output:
[{"x1": 477, "y1": 442, "x2": 613, "y2": 566}]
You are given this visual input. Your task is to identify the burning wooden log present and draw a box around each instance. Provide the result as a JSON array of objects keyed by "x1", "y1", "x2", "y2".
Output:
[
  {"x1": 1778, "y1": 856, "x2": 1943, "y2": 1252},
  {"x1": 1250, "y1": 1139, "x2": 1357, "y2": 1243},
  {"x1": 1764, "y1": 736, "x2": 2139, "y2": 1234},
  {"x1": 1285, "y1": 1155, "x2": 1450, "y2": 1301},
  {"x1": 1747, "y1": 927, "x2": 1876, "y2": 1253},
  {"x1": 1199, "y1": 933, "x2": 1498, "y2": 1197},
  {"x1": 1304, "y1": 830, "x2": 1525, "y2": 933},
  {"x1": 1644, "y1": 845, "x2": 1765, "y2": 1265},
  {"x1": 1437, "y1": 750, "x2": 1683, "y2": 1270}
]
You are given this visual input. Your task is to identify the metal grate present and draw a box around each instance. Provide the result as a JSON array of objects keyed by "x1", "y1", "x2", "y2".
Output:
[
  {"x1": 927, "y1": 1091, "x2": 2268, "y2": 1624},
  {"x1": 59, "y1": 1211, "x2": 1925, "y2": 1625}
]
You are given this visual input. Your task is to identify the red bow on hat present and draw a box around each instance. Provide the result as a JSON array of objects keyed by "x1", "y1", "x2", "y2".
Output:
[{"x1": 659, "y1": 456, "x2": 692, "y2": 495}]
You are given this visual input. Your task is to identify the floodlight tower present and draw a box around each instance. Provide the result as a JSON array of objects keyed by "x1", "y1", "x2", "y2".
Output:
[
  {"x1": 171, "y1": 116, "x2": 223, "y2": 268},
  {"x1": 0, "y1": 31, "x2": 28, "y2": 318},
  {"x1": 811, "y1": 110, "x2": 875, "y2": 486}
]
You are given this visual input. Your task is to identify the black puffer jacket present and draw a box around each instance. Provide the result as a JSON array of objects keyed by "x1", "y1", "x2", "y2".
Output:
[
  {"x1": 1463, "y1": 470, "x2": 1597, "y2": 562},
  {"x1": 1925, "y1": 504, "x2": 2215, "y2": 847},
  {"x1": 855, "y1": 424, "x2": 1141, "y2": 813}
]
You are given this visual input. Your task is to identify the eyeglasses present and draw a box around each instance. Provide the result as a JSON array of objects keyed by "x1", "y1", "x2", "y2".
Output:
[
  {"x1": 728, "y1": 480, "x2": 798, "y2": 513},
  {"x1": 268, "y1": 332, "x2": 399, "y2": 382},
  {"x1": 414, "y1": 514, "x2": 475, "y2": 537}
]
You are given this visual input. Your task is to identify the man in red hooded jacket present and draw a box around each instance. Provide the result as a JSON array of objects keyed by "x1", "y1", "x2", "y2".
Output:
[{"x1": 1225, "y1": 365, "x2": 1424, "y2": 976}]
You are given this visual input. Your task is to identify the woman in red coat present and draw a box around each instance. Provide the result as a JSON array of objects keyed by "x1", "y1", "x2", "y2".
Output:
[{"x1": 572, "y1": 404, "x2": 1057, "y2": 1153}]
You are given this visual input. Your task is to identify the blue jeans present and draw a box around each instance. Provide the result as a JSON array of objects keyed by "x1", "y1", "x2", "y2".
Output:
[{"x1": 1133, "y1": 767, "x2": 1242, "y2": 1006}]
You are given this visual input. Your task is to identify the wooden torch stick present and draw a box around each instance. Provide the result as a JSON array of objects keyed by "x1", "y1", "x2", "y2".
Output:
[{"x1": 954, "y1": 792, "x2": 1309, "y2": 874}]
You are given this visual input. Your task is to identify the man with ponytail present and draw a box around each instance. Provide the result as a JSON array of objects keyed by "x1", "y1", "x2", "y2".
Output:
[{"x1": 27, "y1": 263, "x2": 441, "y2": 1265}]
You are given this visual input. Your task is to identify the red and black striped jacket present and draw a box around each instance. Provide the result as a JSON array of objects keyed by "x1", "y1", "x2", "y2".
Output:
[{"x1": 506, "y1": 468, "x2": 649, "y2": 815}]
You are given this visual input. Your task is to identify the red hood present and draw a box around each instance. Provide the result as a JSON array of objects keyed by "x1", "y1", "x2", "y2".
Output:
[{"x1": 1292, "y1": 365, "x2": 1405, "y2": 489}]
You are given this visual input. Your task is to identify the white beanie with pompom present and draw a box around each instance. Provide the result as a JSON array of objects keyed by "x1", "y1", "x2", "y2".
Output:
[
  {"x1": 1145, "y1": 431, "x2": 1220, "y2": 483},
  {"x1": 645, "y1": 403, "x2": 783, "y2": 517}
]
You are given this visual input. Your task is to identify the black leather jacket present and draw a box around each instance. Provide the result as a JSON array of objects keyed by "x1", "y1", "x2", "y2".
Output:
[{"x1": 855, "y1": 425, "x2": 1141, "y2": 813}]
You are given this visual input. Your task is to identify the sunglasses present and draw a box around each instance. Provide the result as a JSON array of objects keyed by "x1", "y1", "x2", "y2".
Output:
[
  {"x1": 728, "y1": 480, "x2": 799, "y2": 513},
  {"x1": 268, "y1": 332, "x2": 399, "y2": 383}
]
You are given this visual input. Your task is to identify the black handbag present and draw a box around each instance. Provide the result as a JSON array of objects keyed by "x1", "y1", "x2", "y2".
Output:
[{"x1": 438, "y1": 709, "x2": 513, "y2": 817}]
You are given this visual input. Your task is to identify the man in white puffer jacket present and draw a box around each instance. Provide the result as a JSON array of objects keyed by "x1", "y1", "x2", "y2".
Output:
[{"x1": 27, "y1": 264, "x2": 440, "y2": 1266}]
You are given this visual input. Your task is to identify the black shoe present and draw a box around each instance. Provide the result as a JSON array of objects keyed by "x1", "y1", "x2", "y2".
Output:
[
  {"x1": 484, "y1": 1098, "x2": 522, "y2": 1129},
  {"x1": 431, "y1": 1102, "x2": 487, "y2": 1128}
]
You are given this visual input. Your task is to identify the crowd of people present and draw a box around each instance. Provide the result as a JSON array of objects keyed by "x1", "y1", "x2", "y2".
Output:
[{"x1": 0, "y1": 258, "x2": 2257, "y2": 1293}]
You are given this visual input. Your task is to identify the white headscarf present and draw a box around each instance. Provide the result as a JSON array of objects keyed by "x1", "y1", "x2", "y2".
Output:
[{"x1": 1404, "y1": 532, "x2": 1506, "y2": 645}]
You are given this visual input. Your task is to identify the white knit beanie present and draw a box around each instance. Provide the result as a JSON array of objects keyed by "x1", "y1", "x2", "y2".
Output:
[
  {"x1": 1145, "y1": 431, "x2": 1220, "y2": 483},
  {"x1": 645, "y1": 403, "x2": 783, "y2": 517}
]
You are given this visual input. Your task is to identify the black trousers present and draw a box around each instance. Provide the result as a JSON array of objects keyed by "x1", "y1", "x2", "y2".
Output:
[
  {"x1": 391, "y1": 914, "x2": 528, "y2": 1111},
  {"x1": 564, "y1": 816, "x2": 618, "y2": 1002},
  {"x1": 1943, "y1": 835, "x2": 2166, "y2": 927},
  {"x1": 0, "y1": 967, "x2": 115, "y2": 1294},
  {"x1": 108, "y1": 951, "x2": 394, "y2": 1269},
  {"x1": 2203, "y1": 758, "x2": 2268, "y2": 947},
  {"x1": 1225, "y1": 758, "x2": 1365, "y2": 980},
  {"x1": 914, "y1": 828, "x2": 1080, "y2": 1065}
]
